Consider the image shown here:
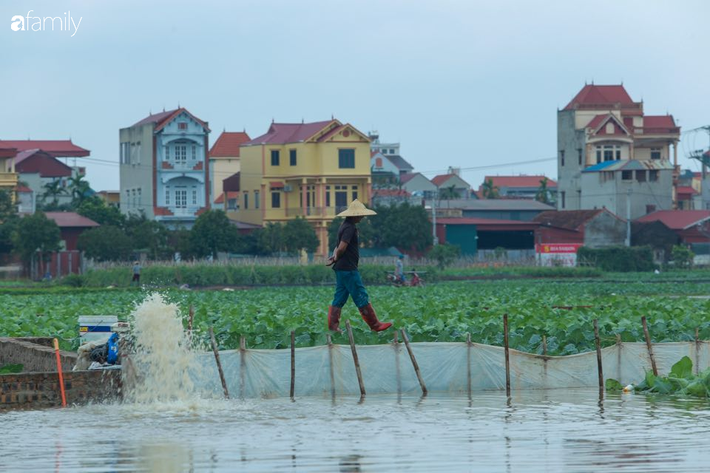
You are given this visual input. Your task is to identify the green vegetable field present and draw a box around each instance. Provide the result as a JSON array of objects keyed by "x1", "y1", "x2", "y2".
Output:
[{"x1": 2, "y1": 279, "x2": 710, "y2": 354}]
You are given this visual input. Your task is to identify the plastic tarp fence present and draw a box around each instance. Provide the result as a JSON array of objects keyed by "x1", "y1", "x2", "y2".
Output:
[{"x1": 191, "y1": 342, "x2": 710, "y2": 399}]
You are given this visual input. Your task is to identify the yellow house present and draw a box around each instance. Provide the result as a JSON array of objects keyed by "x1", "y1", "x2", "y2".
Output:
[
  {"x1": 239, "y1": 119, "x2": 372, "y2": 255},
  {"x1": 0, "y1": 146, "x2": 19, "y2": 198}
]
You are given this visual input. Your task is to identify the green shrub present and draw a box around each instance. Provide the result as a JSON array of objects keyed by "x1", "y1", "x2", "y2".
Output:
[
  {"x1": 577, "y1": 246, "x2": 655, "y2": 272},
  {"x1": 428, "y1": 244, "x2": 461, "y2": 269},
  {"x1": 671, "y1": 245, "x2": 694, "y2": 269}
]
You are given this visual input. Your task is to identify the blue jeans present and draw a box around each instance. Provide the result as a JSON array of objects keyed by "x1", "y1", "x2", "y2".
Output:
[{"x1": 332, "y1": 270, "x2": 369, "y2": 308}]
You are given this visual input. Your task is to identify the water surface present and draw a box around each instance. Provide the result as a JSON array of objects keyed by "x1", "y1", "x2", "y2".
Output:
[{"x1": 2, "y1": 389, "x2": 709, "y2": 472}]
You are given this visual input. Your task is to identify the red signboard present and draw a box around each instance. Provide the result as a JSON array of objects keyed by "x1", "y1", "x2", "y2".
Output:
[{"x1": 535, "y1": 244, "x2": 583, "y2": 254}]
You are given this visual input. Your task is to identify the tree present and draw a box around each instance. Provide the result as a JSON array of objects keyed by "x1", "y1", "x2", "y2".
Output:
[
  {"x1": 327, "y1": 203, "x2": 432, "y2": 252},
  {"x1": 257, "y1": 222, "x2": 286, "y2": 254},
  {"x1": 283, "y1": 217, "x2": 319, "y2": 254},
  {"x1": 0, "y1": 190, "x2": 16, "y2": 221},
  {"x1": 439, "y1": 185, "x2": 461, "y2": 200},
  {"x1": 0, "y1": 216, "x2": 19, "y2": 257},
  {"x1": 671, "y1": 245, "x2": 694, "y2": 269},
  {"x1": 68, "y1": 174, "x2": 92, "y2": 207},
  {"x1": 129, "y1": 219, "x2": 170, "y2": 260},
  {"x1": 428, "y1": 244, "x2": 460, "y2": 268},
  {"x1": 77, "y1": 226, "x2": 133, "y2": 262},
  {"x1": 189, "y1": 210, "x2": 240, "y2": 258},
  {"x1": 535, "y1": 177, "x2": 551, "y2": 204},
  {"x1": 12, "y1": 212, "x2": 62, "y2": 275},
  {"x1": 40, "y1": 179, "x2": 68, "y2": 206},
  {"x1": 77, "y1": 196, "x2": 126, "y2": 228},
  {"x1": 481, "y1": 178, "x2": 499, "y2": 199}
]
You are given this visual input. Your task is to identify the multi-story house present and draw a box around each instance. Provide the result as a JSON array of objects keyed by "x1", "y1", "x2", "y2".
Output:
[
  {"x1": 370, "y1": 151, "x2": 414, "y2": 186},
  {"x1": 239, "y1": 119, "x2": 372, "y2": 255},
  {"x1": 208, "y1": 131, "x2": 250, "y2": 206},
  {"x1": 558, "y1": 84, "x2": 680, "y2": 219},
  {"x1": 120, "y1": 108, "x2": 210, "y2": 228},
  {"x1": 368, "y1": 131, "x2": 399, "y2": 156},
  {"x1": 0, "y1": 140, "x2": 89, "y2": 208},
  {"x1": 0, "y1": 146, "x2": 19, "y2": 199}
]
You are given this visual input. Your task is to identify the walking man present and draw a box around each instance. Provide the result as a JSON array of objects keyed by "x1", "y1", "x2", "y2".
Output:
[
  {"x1": 394, "y1": 254, "x2": 406, "y2": 284},
  {"x1": 326, "y1": 200, "x2": 392, "y2": 333}
]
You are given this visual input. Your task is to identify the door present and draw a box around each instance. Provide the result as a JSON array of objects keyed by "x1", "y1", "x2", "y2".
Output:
[{"x1": 335, "y1": 191, "x2": 348, "y2": 213}]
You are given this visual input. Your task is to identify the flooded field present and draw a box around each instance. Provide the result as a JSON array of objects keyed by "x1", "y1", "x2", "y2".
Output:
[{"x1": 2, "y1": 389, "x2": 710, "y2": 472}]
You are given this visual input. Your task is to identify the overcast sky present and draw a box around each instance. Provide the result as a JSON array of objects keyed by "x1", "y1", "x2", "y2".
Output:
[{"x1": 1, "y1": 0, "x2": 709, "y2": 192}]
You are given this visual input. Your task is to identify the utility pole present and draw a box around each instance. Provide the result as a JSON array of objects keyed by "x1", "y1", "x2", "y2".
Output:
[{"x1": 626, "y1": 187, "x2": 631, "y2": 247}]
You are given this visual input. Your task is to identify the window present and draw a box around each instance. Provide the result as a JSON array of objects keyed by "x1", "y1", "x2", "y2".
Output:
[
  {"x1": 244, "y1": 193, "x2": 249, "y2": 209},
  {"x1": 120, "y1": 143, "x2": 129, "y2": 164},
  {"x1": 137, "y1": 188, "x2": 141, "y2": 206},
  {"x1": 255, "y1": 190, "x2": 260, "y2": 209},
  {"x1": 577, "y1": 148, "x2": 582, "y2": 166},
  {"x1": 389, "y1": 149, "x2": 395, "y2": 154},
  {"x1": 165, "y1": 145, "x2": 170, "y2": 160},
  {"x1": 289, "y1": 149, "x2": 297, "y2": 166},
  {"x1": 326, "y1": 186, "x2": 331, "y2": 207},
  {"x1": 622, "y1": 170, "x2": 632, "y2": 180},
  {"x1": 192, "y1": 189, "x2": 198, "y2": 205},
  {"x1": 651, "y1": 148, "x2": 662, "y2": 160},
  {"x1": 272, "y1": 192, "x2": 281, "y2": 208},
  {"x1": 603, "y1": 145, "x2": 614, "y2": 162},
  {"x1": 339, "y1": 149, "x2": 355, "y2": 168},
  {"x1": 560, "y1": 150, "x2": 565, "y2": 166},
  {"x1": 649, "y1": 170, "x2": 659, "y2": 182},
  {"x1": 165, "y1": 189, "x2": 170, "y2": 205},
  {"x1": 596, "y1": 148, "x2": 602, "y2": 164},
  {"x1": 192, "y1": 145, "x2": 197, "y2": 160},
  {"x1": 561, "y1": 191, "x2": 566, "y2": 209},
  {"x1": 175, "y1": 189, "x2": 187, "y2": 208},
  {"x1": 136, "y1": 142, "x2": 141, "y2": 165},
  {"x1": 605, "y1": 123, "x2": 614, "y2": 134},
  {"x1": 125, "y1": 189, "x2": 130, "y2": 207},
  {"x1": 636, "y1": 170, "x2": 647, "y2": 182},
  {"x1": 375, "y1": 157, "x2": 382, "y2": 168},
  {"x1": 178, "y1": 122, "x2": 187, "y2": 130},
  {"x1": 352, "y1": 185, "x2": 358, "y2": 201},
  {"x1": 271, "y1": 150, "x2": 280, "y2": 166},
  {"x1": 175, "y1": 144, "x2": 187, "y2": 164}
]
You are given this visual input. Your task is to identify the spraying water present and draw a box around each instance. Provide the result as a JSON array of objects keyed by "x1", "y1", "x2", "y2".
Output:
[{"x1": 124, "y1": 294, "x2": 198, "y2": 403}]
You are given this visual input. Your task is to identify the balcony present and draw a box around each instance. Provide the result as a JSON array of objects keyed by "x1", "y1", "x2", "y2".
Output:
[
  {"x1": 0, "y1": 172, "x2": 18, "y2": 190},
  {"x1": 285, "y1": 207, "x2": 340, "y2": 218}
]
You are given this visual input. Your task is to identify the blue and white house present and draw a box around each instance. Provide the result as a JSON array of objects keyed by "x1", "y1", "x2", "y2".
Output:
[{"x1": 119, "y1": 108, "x2": 211, "y2": 228}]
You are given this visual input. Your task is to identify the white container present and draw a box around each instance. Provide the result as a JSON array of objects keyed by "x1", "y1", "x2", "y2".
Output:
[{"x1": 79, "y1": 315, "x2": 118, "y2": 345}]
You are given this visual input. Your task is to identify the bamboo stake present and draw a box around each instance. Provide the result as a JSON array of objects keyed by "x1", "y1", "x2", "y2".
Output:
[
  {"x1": 326, "y1": 334, "x2": 335, "y2": 399},
  {"x1": 401, "y1": 329, "x2": 427, "y2": 395},
  {"x1": 239, "y1": 336, "x2": 246, "y2": 399},
  {"x1": 594, "y1": 319, "x2": 604, "y2": 394},
  {"x1": 641, "y1": 316, "x2": 658, "y2": 376},
  {"x1": 290, "y1": 331, "x2": 296, "y2": 399},
  {"x1": 208, "y1": 327, "x2": 229, "y2": 399},
  {"x1": 345, "y1": 320, "x2": 366, "y2": 397},
  {"x1": 503, "y1": 314, "x2": 511, "y2": 398},
  {"x1": 542, "y1": 335, "x2": 547, "y2": 357},
  {"x1": 466, "y1": 333, "x2": 472, "y2": 400},
  {"x1": 52, "y1": 338, "x2": 67, "y2": 408},
  {"x1": 695, "y1": 327, "x2": 700, "y2": 375}
]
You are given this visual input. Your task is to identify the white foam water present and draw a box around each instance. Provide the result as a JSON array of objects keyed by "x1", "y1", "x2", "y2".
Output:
[{"x1": 124, "y1": 293, "x2": 199, "y2": 404}]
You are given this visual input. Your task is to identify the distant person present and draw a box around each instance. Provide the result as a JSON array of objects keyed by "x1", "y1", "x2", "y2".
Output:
[
  {"x1": 326, "y1": 200, "x2": 392, "y2": 333},
  {"x1": 394, "y1": 254, "x2": 406, "y2": 284},
  {"x1": 131, "y1": 261, "x2": 141, "y2": 286}
]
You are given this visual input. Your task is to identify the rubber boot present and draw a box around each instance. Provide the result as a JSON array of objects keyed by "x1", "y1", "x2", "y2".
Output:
[
  {"x1": 358, "y1": 303, "x2": 392, "y2": 332},
  {"x1": 328, "y1": 305, "x2": 342, "y2": 333}
]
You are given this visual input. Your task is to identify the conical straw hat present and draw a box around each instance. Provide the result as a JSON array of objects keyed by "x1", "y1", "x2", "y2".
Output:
[{"x1": 336, "y1": 199, "x2": 377, "y2": 217}]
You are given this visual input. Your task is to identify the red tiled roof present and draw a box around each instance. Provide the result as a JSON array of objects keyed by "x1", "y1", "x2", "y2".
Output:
[
  {"x1": 44, "y1": 212, "x2": 99, "y2": 228},
  {"x1": 244, "y1": 120, "x2": 336, "y2": 146},
  {"x1": 14, "y1": 149, "x2": 73, "y2": 178},
  {"x1": 564, "y1": 84, "x2": 635, "y2": 110},
  {"x1": 677, "y1": 186, "x2": 699, "y2": 197},
  {"x1": 0, "y1": 147, "x2": 17, "y2": 159},
  {"x1": 483, "y1": 175, "x2": 557, "y2": 189},
  {"x1": 432, "y1": 174, "x2": 470, "y2": 187},
  {"x1": 226, "y1": 192, "x2": 239, "y2": 199},
  {"x1": 0, "y1": 140, "x2": 89, "y2": 157},
  {"x1": 15, "y1": 185, "x2": 32, "y2": 193},
  {"x1": 131, "y1": 108, "x2": 210, "y2": 132},
  {"x1": 400, "y1": 173, "x2": 424, "y2": 185},
  {"x1": 636, "y1": 210, "x2": 710, "y2": 230},
  {"x1": 643, "y1": 115, "x2": 679, "y2": 134},
  {"x1": 209, "y1": 131, "x2": 251, "y2": 158},
  {"x1": 214, "y1": 193, "x2": 225, "y2": 204}
]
